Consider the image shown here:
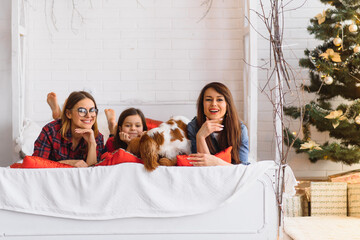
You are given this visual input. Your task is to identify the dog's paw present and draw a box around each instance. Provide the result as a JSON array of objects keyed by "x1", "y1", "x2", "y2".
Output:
[{"x1": 158, "y1": 158, "x2": 177, "y2": 166}]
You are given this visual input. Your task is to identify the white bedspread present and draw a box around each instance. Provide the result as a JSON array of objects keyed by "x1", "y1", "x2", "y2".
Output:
[{"x1": 0, "y1": 161, "x2": 276, "y2": 220}]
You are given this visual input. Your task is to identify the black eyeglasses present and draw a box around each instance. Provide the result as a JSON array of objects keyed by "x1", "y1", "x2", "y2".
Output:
[{"x1": 75, "y1": 107, "x2": 98, "y2": 117}]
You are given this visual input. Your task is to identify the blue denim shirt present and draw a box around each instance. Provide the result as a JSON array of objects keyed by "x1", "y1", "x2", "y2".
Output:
[{"x1": 187, "y1": 117, "x2": 249, "y2": 165}]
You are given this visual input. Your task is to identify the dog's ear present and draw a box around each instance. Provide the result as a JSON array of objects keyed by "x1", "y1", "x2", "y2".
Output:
[
  {"x1": 140, "y1": 134, "x2": 159, "y2": 171},
  {"x1": 174, "y1": 120, "x2": 188, "y2": 137},
  {"x1": 126, "y1": 137, "x2": 141, "y2": 157}
]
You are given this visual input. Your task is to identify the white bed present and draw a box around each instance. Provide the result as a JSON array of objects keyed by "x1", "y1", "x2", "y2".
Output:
[
  {"x1": 7, "y1": 107, "x2": 280, "y2": 240},
  {"x1": 0, "y1": 161, "x2": 279, "y2": 240}
]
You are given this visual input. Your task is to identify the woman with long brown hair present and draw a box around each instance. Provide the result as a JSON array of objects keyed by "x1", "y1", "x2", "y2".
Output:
[
  {"x1": 187, "y1": 82, "x2": 249, "y2": 165},
  {"x1": 33, "y1": 91, "x2": 106, "y2": 167}
]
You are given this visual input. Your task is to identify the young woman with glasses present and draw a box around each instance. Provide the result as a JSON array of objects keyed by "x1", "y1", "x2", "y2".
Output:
[{"x1": 33, "y1": 91, "x2": 106, "y2": 167}]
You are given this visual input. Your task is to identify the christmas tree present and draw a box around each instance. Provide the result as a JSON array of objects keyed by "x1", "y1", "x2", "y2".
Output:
[{"x1": 285, "y1": 0, "x2": 360, "y2": 165}]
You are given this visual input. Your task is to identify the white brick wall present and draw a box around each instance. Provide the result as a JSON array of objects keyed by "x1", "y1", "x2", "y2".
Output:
[
  {"x1": 26, "y1": 0, "x2": 245, "y2": 122},
  {"x1": 256, "y1": 0, "x2": 360, "y2": 178}
]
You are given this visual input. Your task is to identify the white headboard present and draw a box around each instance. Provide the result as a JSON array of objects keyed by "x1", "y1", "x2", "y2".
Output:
[{"x1": 98, "y1": 103, "x2": 197, "y2": 122}]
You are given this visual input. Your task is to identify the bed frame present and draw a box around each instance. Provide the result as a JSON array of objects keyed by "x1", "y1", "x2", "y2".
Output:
[{"x1": 0, "y1": 167, "x2": 278, "y2": 240}]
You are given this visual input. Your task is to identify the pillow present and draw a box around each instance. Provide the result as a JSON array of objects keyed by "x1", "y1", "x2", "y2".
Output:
[
  {"x1": 10, "y1": 163, "x2": 23, "y2": 168},
  {"x1": 96, "y1": 148, "x2": 143, "y2": 166},
  {"x1": 177, "y1": 146, "x2": 233, "y2": 166},
  {"x1": 15, "y1": 118, "x2": 42, "y2": 158},
  {"x1": 21, "y1": 156, "x2": 74, "y2": 168},
  {"x1": 146, "y1": 118, "x2": 162, "y2": 130},
  {"x1": 96, "y1": 111, "x2": 110, "y2": 142}
]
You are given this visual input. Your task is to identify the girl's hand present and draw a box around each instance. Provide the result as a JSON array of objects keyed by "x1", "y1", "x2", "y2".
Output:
[
  {"x1": 119, "y1": 132, "x2": 131, "y2": 143},
  {"x1": 197, "y1": 118, "x2": 224, "y2": 139},
  {"x1": 74, "y1": 128, "x2": 96, "y2": 144},
  {"x1": 188, "y1": 153, "x2": 230, "y2": 166}
]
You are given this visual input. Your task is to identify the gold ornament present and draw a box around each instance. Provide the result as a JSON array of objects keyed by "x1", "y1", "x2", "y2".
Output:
[
  {"x1": 315, "y1": 10, "x2": 326, "y2": 25},
  {"x1": 324, "y1": 76, "x2": 334, "y2": 85},
  {"x1": 356, "y1": 115, "x2": 360, "y2": 124},
  {"x1": 354, "y1": 44, "x2": 360, "y2": 53},
  {"x1": 349, "y1": 24, "x2": 358, "y2": 33},
  {"x1": 333, "y1": 37, "x2": 342, "y2": 46},
  {"x1": 320, "y1": 49, "x2": 342, "y2": 62}
]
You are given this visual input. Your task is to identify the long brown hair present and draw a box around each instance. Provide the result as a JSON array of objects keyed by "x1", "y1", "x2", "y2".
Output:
[
  {"x1": 113, "y1": 108, "x2": 148, "y2": 150},
  {"x1": 60, "y1": 91, "x2": 99, "y2": 140},
  {"x1": 196, "y1": 82, "x2": 243, "y2": 164}
]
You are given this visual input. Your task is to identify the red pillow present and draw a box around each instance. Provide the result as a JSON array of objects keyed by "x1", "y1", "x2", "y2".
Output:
[
  {"x1": 146, "y1": 118, "x2": 162, "y2": 130},
  {"x1": 21, "y1": 156, "x2": 74, "y2": 168},
  {"x1": 10, "y1": 163, "x2": 23, "y2": 168},
  {"x1": 177, "y1": 146, "x2": 233, "y2": 166},
  {"x1": 96, "y1": 148, "x2": 143, "y2": 166}
]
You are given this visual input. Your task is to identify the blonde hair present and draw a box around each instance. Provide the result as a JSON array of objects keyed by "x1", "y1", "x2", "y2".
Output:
[{"x1": 60, "y1": 91, "x2": 99, "y2": 140}]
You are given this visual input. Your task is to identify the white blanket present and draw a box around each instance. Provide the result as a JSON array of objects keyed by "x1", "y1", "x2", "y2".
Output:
[{"x1": 0, "y1": 161, "x2": 276, "y2": 220}]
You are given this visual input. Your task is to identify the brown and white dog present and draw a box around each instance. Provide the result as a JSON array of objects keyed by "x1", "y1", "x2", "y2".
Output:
[{"x1": 126, "y1": 116, "x2": 191, "y2": 171}]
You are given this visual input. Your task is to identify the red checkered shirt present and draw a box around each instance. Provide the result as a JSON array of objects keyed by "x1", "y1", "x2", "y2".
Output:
[{"x1": 33, "y1": 119, "x2": 105, "y2": 162}]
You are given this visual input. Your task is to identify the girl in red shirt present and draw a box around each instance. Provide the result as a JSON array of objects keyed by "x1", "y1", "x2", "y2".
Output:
[{"x1": 104, "y1": 108, "x2": 147, "y2": 152}]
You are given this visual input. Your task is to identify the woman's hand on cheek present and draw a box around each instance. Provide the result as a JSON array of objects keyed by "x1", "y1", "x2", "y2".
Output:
[
  {"x1": 188, "y1": 153, "x2": 224, "y2": 166},
  {"x1": 119, "y1": 132, "x2": 131, "y2": 143},
  {"x1": 197, "y1": 119, "x2": 224, "y2": 138},
  {"x1": 74, "y1": 128, "x2": 96, "y2": 144}
]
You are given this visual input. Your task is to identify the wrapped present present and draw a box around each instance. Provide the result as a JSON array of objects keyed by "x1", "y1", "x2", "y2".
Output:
[
  {"x1": 295, "y1": 180, "x2": 327, "y2": 202},
  {"x1": 310, "y1": 182, "x2": 347, "y2": 216},
  {"x1": 329, "y1": 170, "x2": 360, "y2": 184},
  {"x1": 348, "y1": 183, "x2": 360, "y2": 217},
  {"x1": 283, "y1": 193, "x2": 309, "y2": 217},
  {"x1": 295, "y1": 181, "x2": 311, "y2": 201}
]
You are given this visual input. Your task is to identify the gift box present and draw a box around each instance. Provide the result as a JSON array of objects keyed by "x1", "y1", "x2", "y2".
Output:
[
  {"x1": 283, "y1": 193, "x2": 309, "y2": 217},
  {"x1": 295, "y1": 181, "x2": 311, "y2": 201},
  {"x1": 348, "y1": 183, "x2": 360, "y2": 217},
  {"x1": 310, "y1": 182, "x2": 347, "y2": 216},
  {"x1": 329, "y1": 170, "x2": 360, "y2": 184}
]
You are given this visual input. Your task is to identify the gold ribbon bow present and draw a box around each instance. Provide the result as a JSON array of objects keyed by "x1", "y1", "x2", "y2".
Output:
[
  {"x1": 320, "y1": 49, "x2": 341, "y2": 63},
  {"x1": 315, "y1": 10, "x2": 326, "y2": 25}
]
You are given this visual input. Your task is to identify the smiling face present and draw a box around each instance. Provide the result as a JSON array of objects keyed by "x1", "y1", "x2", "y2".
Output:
[
  {"x1": 66, "y1": 98, "x2": 96, "y2": 130},
  {"x1": 120, "y1": 114, "x2": 144, "y2": 140},
  {"x1": 203, "y1": 87, "x2": 227, "y2": 121}
]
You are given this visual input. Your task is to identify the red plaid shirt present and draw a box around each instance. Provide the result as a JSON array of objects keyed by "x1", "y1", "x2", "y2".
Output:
[{"x1": 33, "y1": 119, "x2": 105, "y2": 162}]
